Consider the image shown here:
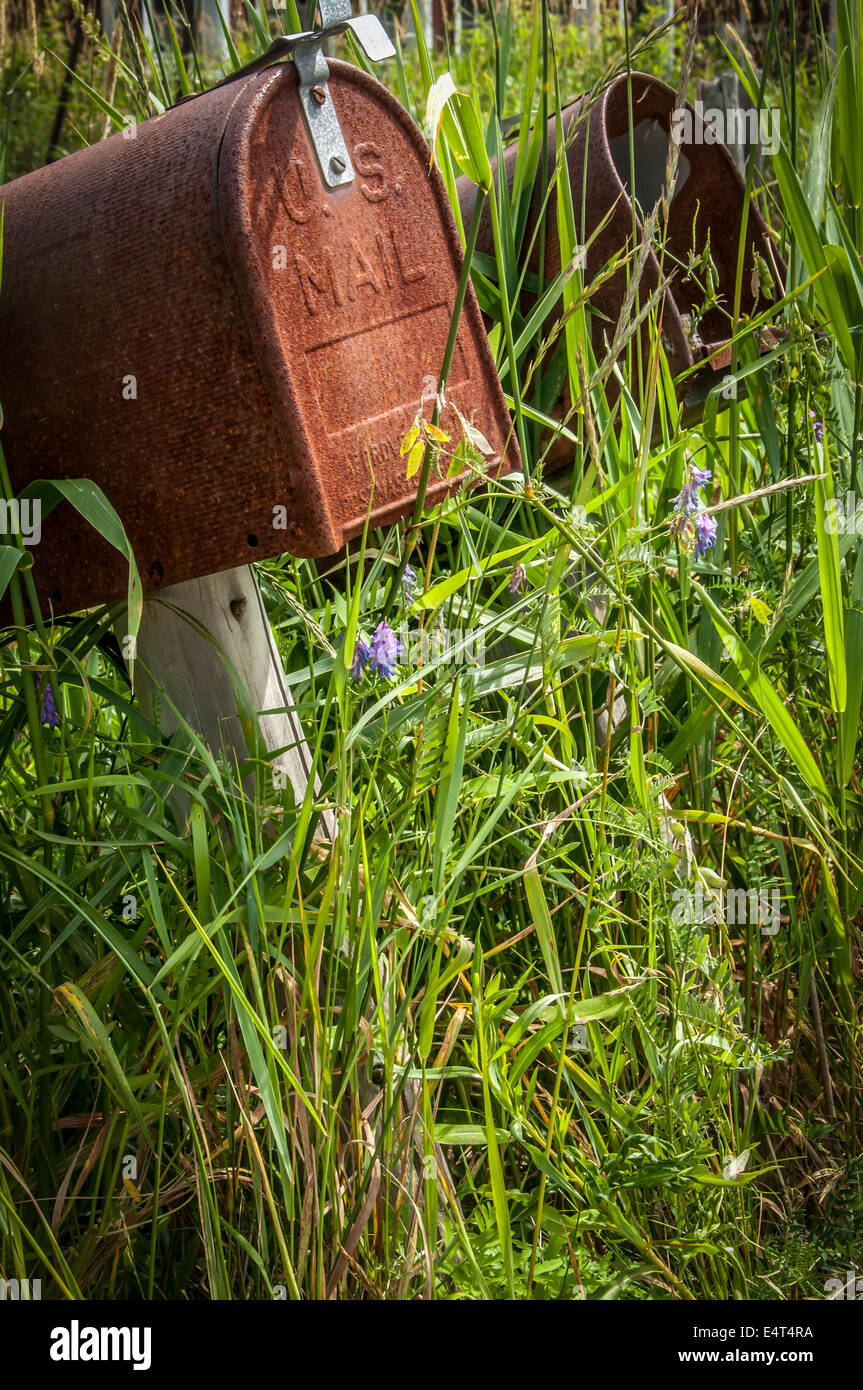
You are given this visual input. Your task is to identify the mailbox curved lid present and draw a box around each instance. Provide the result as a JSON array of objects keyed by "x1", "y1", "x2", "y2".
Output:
[{"x1": 0, "y1": 60, "x2": 517, "y2": 615}]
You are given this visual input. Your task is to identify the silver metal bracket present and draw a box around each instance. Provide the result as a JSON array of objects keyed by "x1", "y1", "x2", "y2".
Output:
[
  {"x1": 294, "y1": 35, "x2": 354, "y2": 189},
  {"x1": 294, "y1": 1, "x2": 395, "y2": 189},
  {"x1": 186, "y1": 3, "x2": 395, "y2": 189}
]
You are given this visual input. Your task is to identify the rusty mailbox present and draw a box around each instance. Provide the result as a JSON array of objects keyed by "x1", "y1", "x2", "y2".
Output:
[
  {"x1": 457, "y1": 71, "x2": 781, "y2": 452},
  {"x1": 0, "y1": 5, "x2": 517, "y2": 616}
]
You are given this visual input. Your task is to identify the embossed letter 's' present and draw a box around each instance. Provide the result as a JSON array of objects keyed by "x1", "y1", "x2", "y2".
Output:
[{"x1": 354, "y1": 143, "x2": 389, "y2": 202}]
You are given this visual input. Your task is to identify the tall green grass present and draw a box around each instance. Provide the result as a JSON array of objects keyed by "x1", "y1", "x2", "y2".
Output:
[{"x1": 0, "y1": 0, "x2": 860, "y2": 1299}]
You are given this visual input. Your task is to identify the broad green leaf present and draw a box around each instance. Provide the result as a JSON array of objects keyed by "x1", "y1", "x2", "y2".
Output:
[
  {"x1": 0, "y1": 543, "x2": 24, "y2": 601},
  {"x1": 55, "y1": 982, "x2": 148, "y2": 1135},
  {"x1": 22, "y1": 478, "x2": 142, "y2": 655},
  {"x1": 524, "y1": 863, "x2": 564, "y2": 997},
  {"x1": 433, "y1": 1124, "x2": 509, "y2": 1145}
]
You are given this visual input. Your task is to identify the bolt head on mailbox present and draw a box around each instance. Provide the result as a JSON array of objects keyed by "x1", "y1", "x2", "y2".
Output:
[{"x1": 0, "y1": 58, "x2": 518, "y2": 616}]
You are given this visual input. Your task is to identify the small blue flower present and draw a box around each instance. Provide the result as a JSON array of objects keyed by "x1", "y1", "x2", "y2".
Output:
[
  {"x1": 670, "y1": 460, "x2": 717, "y2": 559},
  {"x1": 694, "y1": 511, "x2": 718, "y2": 560},
  {"x1": 672, "y1": 480, "x2": 700, "y2": 517},
  {"x1": 809, "y1": 411, "x2": 824, "y2": 445},
  {"x1": 349, "y1": 634, "x2": 371, "y2": 680},
  {"x1": 40, "y1": 680, "x2": 60, "y2": 729},
  {"x1": 369, "y1": 621, "x2": 402, "y2": 679},
  {"x1": 673, "y1": 461, "x2": 712, "y2": 518},
  {"x1": 403, "y1": 564, "x2": 419, "y2": 600}
]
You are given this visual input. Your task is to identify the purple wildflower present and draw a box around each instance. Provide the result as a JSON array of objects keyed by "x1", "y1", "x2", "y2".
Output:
[
  {"x1": 809, "y1": 411, "x2": 824, "y2": 445},
  {"x1": 40, "y1": 680, "x2": 59, "y2": 729},
  {"x1": 349, "y1": 634, "x2": 371, "y2": 680},
  {"x1": 673, "y1": 461, "x2": 712, "y2": 518},
  {"x1": 669, "y1": 460, "x2": 718, "y2": 561},
  {"x1": 668, "y1": 511, "x2": 693, "y2": 548},
  {"x1": 672, "y1": 481, "x2": 699, "y2": 517},
  {"x1": 508, "y1": 562, "x2": 527, "y2": 596},
  {"x1": 694, "y1": 511, "x2": 718, "y2": 560},
  {"x1": 403, "y1": 564, "x2": 418, "y2": 600},
  {"x1": 369, "y1": 621, "x2": 402, "y2": 680}
]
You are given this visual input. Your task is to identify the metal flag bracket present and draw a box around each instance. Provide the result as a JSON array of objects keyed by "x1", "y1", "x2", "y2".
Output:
[
  {"x1": 186, "y1": 2, "x2": 396, "y2": 189},
  {"x1": 296, "y1": 3, "x2": 396, "y2": 188}
]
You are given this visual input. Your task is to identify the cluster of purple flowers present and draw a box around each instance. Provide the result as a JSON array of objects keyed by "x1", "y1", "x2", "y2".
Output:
[
  {"x1": 350, "y1": 621, "x2": 402, "y2": 682},
  {"x1": 347, "y1": 560, "x2": 418, "y2": 684},
  {"x1": 38, "y1": 677, "x2": 60, "y2": 730},
  {"x1": 669, "y1": 462, "x2": 718, "y2": 561}
]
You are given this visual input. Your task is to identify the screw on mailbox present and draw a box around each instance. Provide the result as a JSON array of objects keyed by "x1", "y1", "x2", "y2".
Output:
[{"x1": 191, "y1": 1, "x2": 401, "y2": 189}]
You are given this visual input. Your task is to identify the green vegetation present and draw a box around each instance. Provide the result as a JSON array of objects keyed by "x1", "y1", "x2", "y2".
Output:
[{"x1": 0, "y1": 1, "x2": 861, "y2": 1299}]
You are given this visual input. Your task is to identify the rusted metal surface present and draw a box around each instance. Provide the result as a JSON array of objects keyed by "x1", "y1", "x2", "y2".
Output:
[
  {"x1": 0, "y1": 61, "x2": 517, "y2": 616},
  {"x1": 457, "y1": 71, "x2": 781, "y2": 449}
]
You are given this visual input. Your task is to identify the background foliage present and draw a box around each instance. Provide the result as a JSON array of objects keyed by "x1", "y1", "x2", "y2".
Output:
[{"x1": 0, "y1": 0, "x2": 861, "y2": 1299}]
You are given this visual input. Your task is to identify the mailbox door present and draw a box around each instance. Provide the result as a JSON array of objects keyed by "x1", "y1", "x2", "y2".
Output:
[{"x1": 219, "y1": 60, "x2": 517, "y2": 558}]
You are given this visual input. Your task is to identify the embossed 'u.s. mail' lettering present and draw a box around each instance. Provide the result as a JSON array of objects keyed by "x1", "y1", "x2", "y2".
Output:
[
  {"x1": 276, "y1": 131, "x2": 461, "y2": 508},
  {"x1": 277, "y1": 144, "x2": 428, "y2": 316},
  {"x1": 280, "y1": 143, "x2": 395, "y2": 222},
  {"x1": 275, "y1": 135, "x2": 443, "y2": 481}
]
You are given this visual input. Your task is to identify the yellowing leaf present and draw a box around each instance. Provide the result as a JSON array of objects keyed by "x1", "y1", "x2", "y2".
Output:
[
  {"x1": 423, "y1": 71, "x2": 491, "y2": 189},
  {"x1": 723, "y1": 1149, "x2": 751, "y2": 1180},
  {"x1": 406, "y1": 438, "x2": 425, "y2": 479},
  {"x1": 400, "y1": 419, "x2": 420, "y2": 456},
  {"x1": 748, "y1": 592, "x2": 772, "y2": 624},
  {"x1": 424, "y1": 72, "x2": 458, "y2": 161},
  {"x1": 454, "y1": 404, "x2": 494, "y2": 456}
]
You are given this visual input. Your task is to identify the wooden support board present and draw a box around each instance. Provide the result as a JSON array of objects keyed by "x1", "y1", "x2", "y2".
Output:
[{"x1": 129, "y1": 564, "x2": 334, "y2": 840}]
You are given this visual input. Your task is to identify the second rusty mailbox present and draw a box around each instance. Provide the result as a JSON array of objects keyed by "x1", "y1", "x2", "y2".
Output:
[
  {"x1": 457, "y1": 71, "x2": 782, "y2": 442},
  {"x1": 0, "y1": 10, "x2": 517, "y2": 616}
]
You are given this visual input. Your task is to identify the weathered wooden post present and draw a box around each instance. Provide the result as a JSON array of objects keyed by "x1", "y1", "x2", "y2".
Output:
[
  {"x1": 128, "y1": 564, "x2": 331, "y2": 830},
  {"x1": 0, "y1": 0, "x2": 517, "y2": 825}
]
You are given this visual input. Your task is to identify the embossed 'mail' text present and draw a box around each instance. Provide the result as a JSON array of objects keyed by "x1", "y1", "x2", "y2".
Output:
[
  {"x1": 294, "y1": 230, "x2": 427, "y2": 314},
  {"x1": 359, "y1": 437, "x2": 399, "y2": 469}
]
